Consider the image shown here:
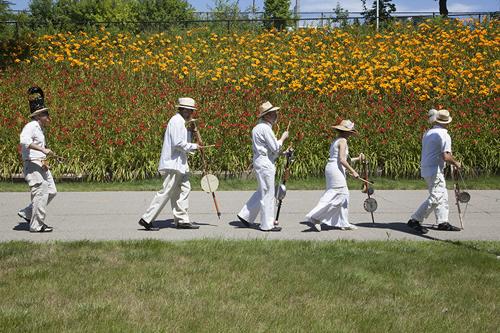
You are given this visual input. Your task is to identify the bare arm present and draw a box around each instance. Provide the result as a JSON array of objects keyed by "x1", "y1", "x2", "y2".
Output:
[
  {"x1": 338, "y1": 139, "x2": 360, "y2": 178},
  {"x1": 28, "y1": 143, "x2": 52, "y2": 155},
  {"x1": 350, "y1": 153, "x2": 365, "y2": 163},
  {"x1": 443, "y1": 152, "x2": 461, "y2": 169}
]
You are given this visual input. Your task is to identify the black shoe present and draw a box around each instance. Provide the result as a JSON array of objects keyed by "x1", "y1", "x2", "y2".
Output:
[
  {"x1": 261, "y1": 226, "x2": 282, "y2": 232},
  {"x1": 407, "y1": 219, "x2": 428, "y2": 234},
  {"x1": 237, "y1": 215, "x2": 252, "y2": 228},
  {"x1": 139, "y1": 218, "x2": 160, "y2": 231},
  {"x1": 176, "y1": 223, "x2": 200, "y2": 230},
  {"x1": 437, "y1": 222, "x2": 461, "y2": 231},
  {"x1": 30, "y1": 224, "x2": 53, "y2": 233}
]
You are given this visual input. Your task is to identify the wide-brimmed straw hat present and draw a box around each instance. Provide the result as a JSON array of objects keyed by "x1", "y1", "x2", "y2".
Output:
[
  {"x1": 258, "y1": 101, "x2": 280, "y2": 118},
  {"x1": 434, "y1": 109, "x2": 452, "y2": 124},
  {"x1": 333, "y1": 119, "x2": 357, "y2": 133},
  {"x1": 176, "y1": 97, "x2": 197, "y2": 110},
  {"x1": 28, "y1": 86, "x2": 49, "y2": 118}
]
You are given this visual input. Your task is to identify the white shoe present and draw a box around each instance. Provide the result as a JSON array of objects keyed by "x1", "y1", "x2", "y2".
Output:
[
  {"x1": 340, "y1": 225, "x2": 358, "y2": 231},
  {"x1": 17, "y1": 211, "x2": 30, "y2": 223}
]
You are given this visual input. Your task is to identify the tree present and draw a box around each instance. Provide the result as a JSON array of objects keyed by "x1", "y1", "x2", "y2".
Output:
[
  {"x1": 263, "y1": 0, "x2": 291, "y2": 30},
  {"x1": 208, "y1": 0, "x2": 241, "y2": 21},
  {"x1": 137, "y1": 0, "x2": 195, "y2": 23},
  {"x1": 28, "y1": 0, "x2": 195, "y2": 31},
  {"x1": 0, "y1": 1, "x2": 13, "y2": 34},
  {"x1": 334, "y1": 2, "x2": 349, "y2": 27},
  {"x1": 361, "y1": 0, "x2": 396, "y2": 25},
  {"x1": 436, "y1": 0, "x2": 448, "y2": 17},
  {"x1": 0, "y1": 0, "x2": 11, "y2": 17}
]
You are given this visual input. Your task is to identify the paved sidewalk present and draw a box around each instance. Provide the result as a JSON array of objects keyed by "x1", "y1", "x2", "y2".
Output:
[{"x1": 0, "y1": 190, "x2": 499, "y2": 242}]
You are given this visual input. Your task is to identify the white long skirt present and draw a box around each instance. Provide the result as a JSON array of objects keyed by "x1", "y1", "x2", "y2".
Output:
[{"x1": 305, "y1": 186, "x2": 353, "y2": 228}]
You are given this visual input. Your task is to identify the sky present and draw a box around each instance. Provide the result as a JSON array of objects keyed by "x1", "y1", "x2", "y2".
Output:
[{"x1": 9, "y1": 0, "x2": 499, "y2": 13}]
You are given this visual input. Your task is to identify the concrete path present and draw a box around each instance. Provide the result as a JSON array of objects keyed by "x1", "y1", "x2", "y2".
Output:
[{"x1": 0, "y1": 190, "x2": 499, "y2": 242}]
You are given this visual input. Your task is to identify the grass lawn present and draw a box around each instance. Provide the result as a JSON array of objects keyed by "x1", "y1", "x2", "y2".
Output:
[
  {"x1": 0, "y1": 240, "x2": 499, "y2": 332},
  {"x1": 1, "y1": 175, "x2": 499, "y2": 191}
]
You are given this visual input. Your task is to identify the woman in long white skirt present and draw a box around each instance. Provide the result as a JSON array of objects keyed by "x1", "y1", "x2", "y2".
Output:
[{"x1": 306, "y1": 120, "x2": 364, "y2": 232}]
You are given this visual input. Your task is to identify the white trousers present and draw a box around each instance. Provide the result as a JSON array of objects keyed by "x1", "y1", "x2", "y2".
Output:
[
  {"x1": 142, "y1": 170, "x2": 191, "y2": 224},
  {"x1": 238, "y1": 164, "x2": 276, "y2": 231},
  {"x1": 21, "y1": 161, "x2": 57, "y2": 231},
  {"x1": 306, "y1": 186, "x2": 352, "y2": 228},
  {"x1": 411, "y1": 172, "x2": 449, "y2": 224}
]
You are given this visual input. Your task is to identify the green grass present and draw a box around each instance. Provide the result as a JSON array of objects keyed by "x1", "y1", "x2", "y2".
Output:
[
  {"x1": 0, "y1": 240, "x2": 499, "y2": 332},
  {"x1": 1, "y1": 175, "x2": 499, "y2": 192}
]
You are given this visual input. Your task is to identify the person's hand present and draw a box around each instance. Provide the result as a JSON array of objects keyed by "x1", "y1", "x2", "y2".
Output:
[
  {"x1": 351, "y1": 171, "x2": 360, "y2": 179},
  {"x1": 358, "y1": 153, "x2": 365, "y2": 161},
  {"x1": 43, "y1": 148, "x2": 53, "y2": 155},
  {"x1": 199, "y1": 145, "x2": 216, "y2": 149},
  {"x1": 280, "y1": 131, "x2": 289, "y2": 142},
  {"x1": 454, "y1": 161, "x2": 462, "y2": 170}
]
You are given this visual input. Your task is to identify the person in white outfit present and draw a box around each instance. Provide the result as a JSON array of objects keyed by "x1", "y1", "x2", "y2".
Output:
[
  {"x1": 18, "y1": 87, "x2": 57, "y2": 233},
  {"x1": 306, "y1": 120, "x2": 364, "y2": 232},
  {"x1": 138, "y1": 97, "x2": 212, "y2": 231},
  {"x1": 408, "y1": 109, "x2": 462, "y2": 234},
  {"x1": 237, "y1": 101, "x2": 289, "y2": 232}
]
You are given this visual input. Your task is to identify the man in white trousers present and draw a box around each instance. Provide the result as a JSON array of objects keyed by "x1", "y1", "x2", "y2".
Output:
[
  {"x1": 237, "y1": 101, "x2": 289, "y2": 232},
  {"x1": 18, "y1": 87, "x2": 57, "y2": 233},
  {"x1": 407, "y1": 109, "x2": 462, "y2": 234},
  {"x1": 139, "y1": 97, "x2": 210, "y2": 231}
]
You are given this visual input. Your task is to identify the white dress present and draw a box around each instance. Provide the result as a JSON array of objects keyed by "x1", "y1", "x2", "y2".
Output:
[{"x1": 305, "y1": 138, "x2": 355, "y2": 228}]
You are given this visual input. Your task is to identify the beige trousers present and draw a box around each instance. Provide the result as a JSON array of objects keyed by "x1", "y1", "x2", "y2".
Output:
[
  {"x1": 21, "y1": 161, "x2": 57, "y2": 231},
  {"x1": 141, "y1": 170, "x2": 191, "y2": 224}
]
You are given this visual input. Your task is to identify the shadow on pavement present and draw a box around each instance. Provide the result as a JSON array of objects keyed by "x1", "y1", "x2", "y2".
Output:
[
  {"x1": 137, "y1": 219, "x2": 216, "y2": 231},
  {"x1": 229, "y1": 220, "x2": 258, "y2": 229},
  {"x1": 13, "y1": 222, "x2": 30, "y2": 231}
]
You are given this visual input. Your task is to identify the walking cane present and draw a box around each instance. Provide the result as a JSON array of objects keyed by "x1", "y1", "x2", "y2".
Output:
[{"x1": 188, "y1": 119, "x2": 222, "y2": 220}]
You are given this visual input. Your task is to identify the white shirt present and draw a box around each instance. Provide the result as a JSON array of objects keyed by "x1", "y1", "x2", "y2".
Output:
[
  {"x1": 20, "y1": 120, "x2": 47, "y2": 161},
  {"x1": 326, "y1": 137, "x2": 349, "y2": 188},
  {"x1": 420, "y1": 125, "x2": 452, "y2": 177},
  {"x1": 252, "y1": 121, "x2": 282, "y2": 165},
  {"x1": 158, "y1": 113, "x2": 198, "y2": 174}
]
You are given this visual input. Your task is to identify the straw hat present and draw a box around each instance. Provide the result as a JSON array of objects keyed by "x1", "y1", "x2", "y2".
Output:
[
  {"x1": 176, "y1": 97, "x2": 197, "y2": 110},
  {"x1": 434, "y1": 109, "x2": 452, "y2": 124},
  {"x1": 258, "y1": 101, "x2": 280, "y2": 118},
  {"x1": 333, "y1": 119, "x2": 357, "y2": 133},
  {"x1": 28, "y1": 86, "x2": 49, "y2": 118}
]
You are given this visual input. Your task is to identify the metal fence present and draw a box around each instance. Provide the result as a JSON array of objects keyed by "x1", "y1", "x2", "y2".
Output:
[{"x1": 1, "y1": 11, "x2": 497, "y2": 37}]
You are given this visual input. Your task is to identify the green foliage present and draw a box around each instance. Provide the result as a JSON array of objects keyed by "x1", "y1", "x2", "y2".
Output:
[
  {"x1": 263, "y1": 0, "x2": 291, "y2": 29},
  {"x1": 208, "y1": 0, "x2": 241, "y2": 20},
  {"x1": 362, "y1": 0, "x2": 397, "y2": 24},
  {"x1": 333, "y1": 1, "x2": 350, "y2": 27},
  {"x1": 136, "y1": 0, "x2": 195, "y2": 22},
  {"x1": 27, "y1": 0, "x2": 195, "y2": 32}
]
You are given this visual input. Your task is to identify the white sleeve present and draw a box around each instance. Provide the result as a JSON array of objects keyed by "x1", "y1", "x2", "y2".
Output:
[
  {"x1": 19, "y1": 124, "x2": 33, "y2": 148},
  {"x1": 264, "y1": 126, "x2": 282, "y2": 155},
  {"x1": 442, "y1": 133, "x2": 452, "y2": 153},
  {"x1": 171, "y1": 119, "x2": 198, "y2": 152}
]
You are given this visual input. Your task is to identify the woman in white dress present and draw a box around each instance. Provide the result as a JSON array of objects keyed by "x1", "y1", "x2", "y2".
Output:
[{"x1": 306, "y1": 120, "x2": 364, "y2": 232}]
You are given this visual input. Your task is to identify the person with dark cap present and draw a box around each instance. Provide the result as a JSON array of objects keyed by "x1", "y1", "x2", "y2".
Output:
[{"x1": 17, "y1": 87, "x2": 57, "y2": 233}]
